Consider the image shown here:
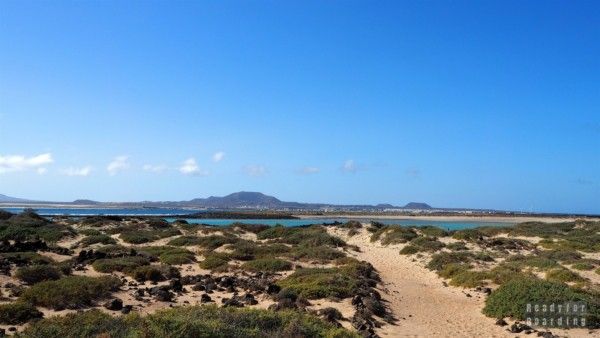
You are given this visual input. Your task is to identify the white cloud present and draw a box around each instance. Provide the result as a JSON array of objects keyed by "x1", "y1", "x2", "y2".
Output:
[
  {"x1": 179, "y1": 158, "x2": 209, "y2": 176},
  {"x1": 212, "y1": 151, "x2": 225, "y2": 163},
  {"x1": 0, "y1": 153, "x2": 53, "y2": 174},
  {"x1": 107, "y1": 156, "x2": 129, "y2": 176},
  {"x1": 143, "y1": 164, "x2": 167, "y2": 173},
  {"x1": 37, "y1": 167, "x2": 48, "y2": 175},
  {"x1": 300, "y1": 166, "x2": 320, "y2": 175},
  {"x1": 341, "y1": 160, "x2": 357, "y2": 173},
  {"x1": 62, "y1": 166, "x2": 93, "y2": 177},
  {"x1": 244, "y1": 164, "x2": 267, "y2": 177}
]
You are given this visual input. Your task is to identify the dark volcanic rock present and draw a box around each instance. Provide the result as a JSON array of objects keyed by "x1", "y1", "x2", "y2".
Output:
[{"x1": 104, "y1": 298, "x2": 123, "y2": 311}]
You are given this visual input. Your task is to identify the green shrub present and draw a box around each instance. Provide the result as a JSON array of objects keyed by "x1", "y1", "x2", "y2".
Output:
[
  {"x1": 538, "y1": 249, "x2": 582, "y2": 262},
  {"x1": 78, "y1": 229, "x2": 102, "y2": 236},
  {"x1": 409, "y1": 236, "x2": 445, "y2": 252},
  {"x1": 504, "y1": 255, "x2": 559, "y2": 271},
  {"x1": 287, "y1": 245, "x2": 345, "y2": 262},
  {"x1": 399, "y1": 245, "x2": 419, "y2": 255},
  {"x1": 451, "y1": 229, "x2": 484, "y2": 241},
  {"x1": 545, "y1": 268, "x2": 587, "y2": 284},
  {"x1": 242, "y1": 258, "x2": 293, "y2": 272},
  {"x1": 483, "y1": 277, "x2": 599, "y2": 325},
  {"x1": 571, "y1": 262, "x2": 595, "y2": 270},
  {"x1": 276, "y1": 261, "x2": 375, "y2": 300},
  {"x1": 20, "y1": 276, "x2": 121, "y2": 310},
  {"x1": 199, "y1": 253, "x2": 231, "y2": 270},
  {"x1": 129, "y1": 265, "x2": 180, "y2": 282},
  {"x1": 229, "y1": 241, "x2": 291, "y2": 261},
  {"x1": 80, "y1": 234, "x2": 116, "y2": 246},
  {"x1": 119, "y1": 228, "x2": 181, "y2": 244},
  {"x1": 18, "y1": 305, "x2": 359, "y2": 338},
  {"x1": 427, "y1": 252, "x2": 474, "y2": 271},
  {"x1": 167, "y1": 235, "x2": 204, "y2": 246},
  {"x1": 258, "y1": 225, "x2": 346, "y2": 247},
  {"x1": 370, "y1": 225, "x2": 418, "y2": 245},
  {"x1": 446, "y1": 242, "x2": 469, "y2": 251},
  {"x1": 0, "y1": 211, "x2": 75, "y2": 242},
  {"x1": 137, "y1": 246, "x2": 196, "y2": 265},
  {"x1": 15, "y1": 265, "x2": 62, "y2": 284},
  {"x1": 92, "y1": 256, "x2": 150, "y2": 273},
  {"x1": 418, "y1": 226, "x2": 449, "y2": 237},
  {"x1": 0, "y1": 251, "x2": 54, "y2": 266},
  {"x1": 0, "y1": 302, "x2": 43, "y2": 324}
]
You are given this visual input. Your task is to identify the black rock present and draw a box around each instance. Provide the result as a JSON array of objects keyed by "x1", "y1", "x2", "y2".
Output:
[
  {"x1": 200, "y1": 293, "x2": 213, "y2": 303},
  {"x1": 155, "y1": 289, "x2": 173, "y2": 302},
  {"x1": 266, "y1": 283, "x2": 281, "y2": 294},
  {"x1": 121, "y1": 305, "x2": 133, "y2": 314},
  {"x1": 191, "y1": 282, "x2": 205, "y2": 291},
  {"x1": 104, "y1": 298, "x2": 123, "y2": 311},
  {"x1": 169, "y1": 279, "x2": 183, "y2": 292},
  {"x1": 495, "y1": 318, "x2": 508, "y2": 326}
]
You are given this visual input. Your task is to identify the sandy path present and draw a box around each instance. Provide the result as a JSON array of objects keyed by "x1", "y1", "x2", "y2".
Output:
[{"x1": 333, "y1": 228, "x2": 597, "y2": 338}]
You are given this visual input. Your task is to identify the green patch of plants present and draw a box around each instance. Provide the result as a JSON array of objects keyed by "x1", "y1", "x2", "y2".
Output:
[
  {"x1": 483, "y1": 277, "x2": 599, "y2": 325},
  {"x1": 258, "y1": 225, "x2": 346, "y2": 247},
  {"x1": 242, "y1": 258, "x2": 293, "y2": 272},
  {"x1": 19, "y1": 275, "x2": 121, "y2": 310},
  {"x1": 446, "y1": 241, "x2": 469, "y2": 251},
  {"x1": 571, "y1": 262, "x2": 596, "y2": 271},
  {"x1": 399, "y1": 245, "x2": 419, "y2": 255},
  {"x1": 417, "y1": 226, "x2": 449, "y2": 237},
  {"x1": 18, "y1": 305, "x2": 359, "y2": 338},
  {"x1": 0, "y1": 210, "x2": 75, "y2": 242},
  {"x1": 504, "y1": 255, "x2": 560, "y2": 271},
  {"x1": 287, "y1": 245, "x2": 346, "y2": 262},
  {"x1": 137, "y1": 246, "x2": 196, "y2": 265},
  {"x1": 0, "y1": 251, "x2": 55, "y2": 266},
  {"x1": 545, "y1": 268, "x2": 587, "y2": 284},
  {"x1": 78, "y1": 229, "x2": 102, "y2": 236},
  {"x1": 228, "y1": 241, "x2": 291, "y2": 261},
  {"x1": 119, "y1": 227, "x2": 181, "y2": 244},
  {"x1": 92, "y1": 256, "x2": 150, "y2": 273},
  {"x1": 199, "y1": 252, "x2": 231, "y2": 270},
  {"x1": 129, "y1": 264, "x2": 180, "y2": 282},
  {"x1": 277, "y1": 261, "x2": 377, "y2": 300},
  {"x1": 0, "y1": 302, "x2": 43, "y2": 325},
  {"x1": 370, "y1": 225, "x2": 418, "y2": 245},
  {"x1": 167, "y1": 235, "x2": 204, "y2": 246},
  {"x1": 15, "y1": 265, "x2": 63, "y2": 284},
  {"x1": 427, "y1": 251, "x2": 492, "y2": 272},
  {"x1": 409, "y1": 236, "x2": 445, "y2": 252},
  {"x1": 80, "y1": 234, "x2": 116, "y2": 246}
]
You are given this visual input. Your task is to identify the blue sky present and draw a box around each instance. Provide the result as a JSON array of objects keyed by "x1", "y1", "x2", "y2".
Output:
[{"x1": 0, "y1": 1, "x2": 598, "y2": 214}]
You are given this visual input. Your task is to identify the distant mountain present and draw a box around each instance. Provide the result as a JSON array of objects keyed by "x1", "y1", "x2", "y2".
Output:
[
  {"x1": 1, "y1": 191, "x2": 435, "y2": 211},
  {"x1": 72, "y1": 199, "x2": 100, "y2": 205},
  {"x1": 0, "y1": 194, "x2": 31, "y2": 203},
  {"x1": 190, "y1": 191, "x2": 284, "y2": 208},
  {"x1": 403, "y1": 202, "x2": 432, "y2": 209}
]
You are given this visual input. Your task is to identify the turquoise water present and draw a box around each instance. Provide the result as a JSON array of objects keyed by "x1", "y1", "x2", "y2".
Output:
[
  {"x1": 1, "y1": 207, "x2": 514, "y2": 230},
  {"x1": 164, "y1": 218, "x2": 514, "y2": 231}
]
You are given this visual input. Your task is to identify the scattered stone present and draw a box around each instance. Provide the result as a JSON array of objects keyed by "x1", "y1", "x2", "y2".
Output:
[
  {"x1": 200, "y1": 293, "x2": 212, "y2": 303},
  {"x1": 121, "y1": 305, "x2": 133, "y2": 314},
  {"x1": 495, "y1": 318, "x2": 508, "y2": 326},
  {"x1": 104, "y1": 298, "x2": 123, "y2": 311}
]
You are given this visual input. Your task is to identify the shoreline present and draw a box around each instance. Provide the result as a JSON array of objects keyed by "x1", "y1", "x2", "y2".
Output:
[{"x1": 296, "y1": 214, "x2": 598, "y2": 223}]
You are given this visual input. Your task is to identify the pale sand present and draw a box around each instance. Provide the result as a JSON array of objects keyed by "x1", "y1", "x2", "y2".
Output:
[
  {"x1": 330, "y1": 227, "x2": 597, "y2": 338},
  {"x1": 302, "y1": 215, "x2": 597, "y2": 224}
]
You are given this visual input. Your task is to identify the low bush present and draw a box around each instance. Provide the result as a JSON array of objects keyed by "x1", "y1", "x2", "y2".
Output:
[
  {"x1": 92, "y1": 256, "x2": 150, "y2": 273},
  {"x1": 80, "y1": 234, "x2": 116, "y2": 246},
  {"x1": 0, "y1": 251, "x2": 54, "y2": 266},
  {"x1": 15, "y1": 265, "x2": 62, "y2": 284},
  {"x1": 258, "y1": 225, "x2": 346, "y2": 247},
  {"x1": 417, "y1": 226, "x2": 449, "y2": 237},
  {"x1": 446, "y1": 242, "x2": 469, "y2": 251},
  {"x1": 199, "y1": 253, "x2": 231, "y2": 270},
  {"x1": 18, "y1": 305, "x2": 359, "y2": 337},
  {"x1": 129, "y1": 265, "x2": 180, "y2": 282},
  {"x1": 571, "y1": 262, "x2": 596, "y2": 271},
  {"x1": 287, "y1": 245, "x2": 345, "y2": 262},
  {"x1": 242, "y1": 258, "x2": 293, "y2": 272},
  {"x1": 545, "y1": 268, "x2": 587, "y2": 284},
  {"x1": 277, "y1": 261, "x2": 377, "y2": 300},
  {"x1": 483, "y1": 277, "x2": 599, "y2": 326},
  {"x1": 399, "y1": 245, "x2": 419, "y2": 255},
  {"x1": 370, "y1": 225, "x2": 418, "y2": 245},
  {"x1": 119, "y1": 228, "x2": 181, "y2": 244},
  {"x1": 427, "y1": 252, "x2": 474, "y2": 271},
  {"x1": 137, "y1": 246, "x2": 196, "y2": 265},
  {"x1": 0, "y1": 302, "x2": 43, "y2": 324},
  {"x1": 20, "y1": 275, "x2": 121, "y2": 310},
  {"x1": 408, "y1": 236, "x2": 445, "y2": 252}
]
